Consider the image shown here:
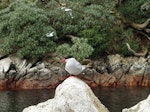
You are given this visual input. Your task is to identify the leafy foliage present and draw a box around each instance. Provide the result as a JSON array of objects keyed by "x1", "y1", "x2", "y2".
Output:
[
  {"x1": 39, "y1": 0, "x2": 115, "y2": 38},
  {"x1": 36, "y1": 0, "x2": 115, "y2": 58},
  {"x1": 118, "y1": 0, "x2": 150, "y2": 23},
  {"x1": 103, "y1": 26, "x2": 141, "y2": 56},
  {"x1": 56, "y1": 37, "x2": 94, "y2": 61},
  {"x1": 0, "y1": 0, "x2": 148, "y2": 60},
  {"x1": 118, "y1": 0, "x2": 149, "y2": 56},
  {"x1": 78, "y1": 28, "x2": 110, "y2": 57},
  {"x1": 119, "y1": 29, "x2": 140, "y2": 56},
  {"x1": 0, "y1": 0, "x2": 56, "y2": 59}
]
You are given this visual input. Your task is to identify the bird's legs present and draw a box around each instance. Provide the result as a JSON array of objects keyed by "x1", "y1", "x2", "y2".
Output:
[
  {"x1": 68, "y1": 74, "x2": 74, "y2": 77},
  {"x1": 67, "y1": 74, "x2": 82, "y2": 78}
]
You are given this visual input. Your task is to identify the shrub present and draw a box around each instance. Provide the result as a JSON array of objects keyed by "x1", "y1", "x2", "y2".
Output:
[
  {"x1": 0, "y1": 0, "x2": 56, "y2": 59},
  {"x1": 119, "y1": 29, "x2": 140, "y2": 56},
  {"x1": 102, "y1": 26, "x2": 140, "y2": 56},
  {"x1": 56, "y1": 37, "x2": 94, "y2": 61},
  {"x1": 118, "y1": 0, "x2": 149, "y2": 23},
  {"x1": 40, "y1": 0, "x2": 115, "y2": 39},
  {"x1": 78, "y1": 28, "x2": 110, "y2": 57}
]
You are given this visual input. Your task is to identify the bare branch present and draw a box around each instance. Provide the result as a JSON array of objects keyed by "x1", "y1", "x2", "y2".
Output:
[
  {"x1": 145, "y1": 28, "x2": 150, "y2": 33},
  {"x1": 126, "y1": 43, "x2": 148, "y2": 57},
  {"x1": 131, "y1": 18, "x2": 150, "y2": 30},
  {"x1": 66, "y1": 35, "x2": 77, "y2": 38}
]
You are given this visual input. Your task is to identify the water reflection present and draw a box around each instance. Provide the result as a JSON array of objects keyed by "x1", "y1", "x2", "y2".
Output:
[
  {"x1": 0, "y1": 87, "x2": 149, "y2": 112},
  {"x1": 93, "y1": 87, "x2": 150, "y2": 112},
  {"x1": 0, "y1": 90, "x2": 55, "y2": 112}
]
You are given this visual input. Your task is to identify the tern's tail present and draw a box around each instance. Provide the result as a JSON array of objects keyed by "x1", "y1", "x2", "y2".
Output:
[
  {"x1": 82, "y1": 66, "x2": 86, "y2": 71},
  {"x1": 82, "y1": 65, "x2": 92, "y2": 70}
]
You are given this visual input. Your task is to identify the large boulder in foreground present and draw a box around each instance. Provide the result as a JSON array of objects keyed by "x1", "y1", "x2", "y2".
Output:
[
  {"x1": 23, "y1": 77, "x2": 109, "y2": 112},
  {"x1": 122, "y1": 95, "x2": 150, "y2": 112}
]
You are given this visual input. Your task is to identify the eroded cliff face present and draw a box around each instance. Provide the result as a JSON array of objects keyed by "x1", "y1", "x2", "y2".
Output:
[{"x1": 0, "y1": 54, "x2": 150, "y2": 90}]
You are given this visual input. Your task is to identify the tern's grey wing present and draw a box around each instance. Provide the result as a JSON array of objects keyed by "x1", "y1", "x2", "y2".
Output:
[
  {"x1": 65, "y1": 58, "x2": 82, "y2": 75},
  {"x1": 75, "y1": 62, "x2": 84, "y2": 70}
]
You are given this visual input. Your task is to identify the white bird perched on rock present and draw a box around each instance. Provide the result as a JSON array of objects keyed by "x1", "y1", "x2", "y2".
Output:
[
  {"x1": 60, "y1": 56, "x2": 85, "y2": 76},
  {"x1": 46, "y1": 31, "x2": 54, "y2": 37}
]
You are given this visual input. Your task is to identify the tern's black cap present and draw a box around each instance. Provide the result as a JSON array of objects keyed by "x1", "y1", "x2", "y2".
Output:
[{"x1": 65, "y1": 55, "x2": 73, "y2": 59}]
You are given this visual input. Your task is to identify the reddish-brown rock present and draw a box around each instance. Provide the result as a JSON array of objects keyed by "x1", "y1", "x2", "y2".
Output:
[
  {"x1": 124, "y1": 75, "x2": 142, "y2": 86},
  {"x1": 0, "y1": 79, "x2": 7, "y2": 90},
  {"x1": 141, "y1": 75, "x2": 150, "y2": 86},
  {"x1": 92, "y1": 74, "x2": 116, "y2": 87},
  {"x1": 0, "y1": 74, "x2": 150, "y2": 90}
]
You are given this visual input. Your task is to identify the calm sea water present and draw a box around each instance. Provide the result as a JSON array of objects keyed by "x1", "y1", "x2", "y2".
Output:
[{"x1": 0, "y1": 87, "x2": 149, "y2": 112}]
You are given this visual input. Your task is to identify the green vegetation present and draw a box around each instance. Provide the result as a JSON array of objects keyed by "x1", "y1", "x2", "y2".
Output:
[
  {"x1": 0, "y1": 0, "x2": 56, "y2": 59},
  {"x1": 118, "y1": 0, "x2": 150, "y2": 56},
  {"x1": 78, "y1": 28, "x2": 110, "y2": 57},
  {"x1": 0, "y1": 0, "x2": 149, "y2": 60},
  {"x1": 118, "y1": 0, "x2": 150, "y2": 23},
  {"x1": 56, "y1": 37, "x2": 94, "y2": 61}
]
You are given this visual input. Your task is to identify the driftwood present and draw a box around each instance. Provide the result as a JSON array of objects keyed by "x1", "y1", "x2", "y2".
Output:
[{"x1": 126, "y1": 43, "x2": 148, "y2": 57}]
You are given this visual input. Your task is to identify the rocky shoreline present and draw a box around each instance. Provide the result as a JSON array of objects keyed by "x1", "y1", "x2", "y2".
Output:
[{"x1": 0, "y1": 54, "x2": 150, "y2": 90}]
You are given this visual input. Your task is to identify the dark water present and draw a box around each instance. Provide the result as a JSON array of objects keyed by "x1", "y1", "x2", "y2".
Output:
[
  {"x1": 0, "y1": 87, "x2": 149, "y2": 112},
  {"x1": 93, "y1": 87, "x2": 150, "y2": 112}
]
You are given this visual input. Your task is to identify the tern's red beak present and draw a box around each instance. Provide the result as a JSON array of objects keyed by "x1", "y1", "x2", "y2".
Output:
[{"x1": 59, "y1": 59, "x2": 66, "y2": 63}]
